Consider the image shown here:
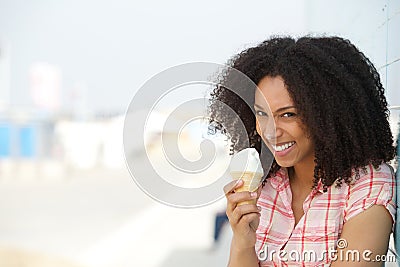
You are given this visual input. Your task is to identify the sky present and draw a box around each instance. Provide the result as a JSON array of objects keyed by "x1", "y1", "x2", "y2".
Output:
[{"x1": 0, "y1": 0, "x2": 399, "y2": 115}]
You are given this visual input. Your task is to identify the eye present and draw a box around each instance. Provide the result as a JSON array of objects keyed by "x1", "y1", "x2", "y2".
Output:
[
  {"x1": 282, "y1": 112, "x2": 296, "y2": 118},
  {"x1": 255, "y1": 110, "x2": 268, "y2": 117}
]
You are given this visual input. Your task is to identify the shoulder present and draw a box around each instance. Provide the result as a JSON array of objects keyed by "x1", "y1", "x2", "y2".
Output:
[
  {"x1": 349, "y1": 162, "x2": 394, "y2": 190},
  {"x1": 344, "y1": 162, "x2": 396, "y2": 224}
]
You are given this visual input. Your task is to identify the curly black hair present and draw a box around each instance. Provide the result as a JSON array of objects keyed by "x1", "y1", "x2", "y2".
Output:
[{"x1": 208, "y1": 36, "x2": 396, "y2": 191}]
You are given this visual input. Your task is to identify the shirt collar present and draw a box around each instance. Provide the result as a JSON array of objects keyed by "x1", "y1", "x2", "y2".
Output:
[
  {"x1": 314, "y1": 179, "x2": 325, "y2": 194},
  {"x1": 268, "y1": 167, "x2": 325, "y2": 194},
  {"x1": 268, "y1": 168, "x2": 289, "y2": 190}
]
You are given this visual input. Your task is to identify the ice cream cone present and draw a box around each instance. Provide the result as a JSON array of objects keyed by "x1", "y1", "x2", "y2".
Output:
[{"x1": 230, "y1": 171, "x2": 263, "y2": 205}]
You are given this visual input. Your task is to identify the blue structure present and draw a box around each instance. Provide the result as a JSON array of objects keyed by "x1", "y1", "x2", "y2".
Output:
[
  {"x1": 0, "y1": 122, "x2": 38, "y2": 158},
  {"x1": 19, "y1": 125, "x2": 36, "y2": 158},
  {"x1": 0, "y1": 124, "x2": 11, "y2": 157}
]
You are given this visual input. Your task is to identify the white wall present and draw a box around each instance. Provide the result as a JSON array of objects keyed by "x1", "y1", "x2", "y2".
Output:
[
  {"x1": 304, "y1": 0, "x2": 400, "y2": 106},
  {"x1": 0, "y1": 39, "x2": 10, "y2": 110}
]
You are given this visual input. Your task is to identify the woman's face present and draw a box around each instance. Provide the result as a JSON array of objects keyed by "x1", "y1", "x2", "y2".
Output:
[{"x1": 254, "y1": 75, "x2": 315, "y2": 168}]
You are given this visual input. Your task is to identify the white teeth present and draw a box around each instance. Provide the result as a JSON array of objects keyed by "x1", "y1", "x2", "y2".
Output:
[{"x1": 273, "y1": 142, "x2": 295, "y2": 152}]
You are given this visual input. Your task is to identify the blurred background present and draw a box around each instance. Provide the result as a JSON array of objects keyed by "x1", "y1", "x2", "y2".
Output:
[{"x1": 0, "y1": 0, "x2": 399, "y2": 266}]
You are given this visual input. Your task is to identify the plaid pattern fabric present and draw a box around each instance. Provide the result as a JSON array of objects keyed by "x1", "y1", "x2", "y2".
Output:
[{"x1": 256, "y1": 163, "x2": 396, "y2": 266}]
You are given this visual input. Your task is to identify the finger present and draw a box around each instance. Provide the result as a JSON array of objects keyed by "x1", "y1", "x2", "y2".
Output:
[
  {"x1": 223, "y1": 179, "x2": 243, "y2": 195},
  {"x1": 225, "y1": 180, "x2": 243, "y2": 217},
  {"x1": 225, "y1": 184, "x2": 256, "y2": 218},
  {"x1": 230, "y1": 204, "x2": 261, "y2": 225},
  {"x1": 249, "y1": 214, "x2": 261, "y2": 232},
  {"x1": 226, "y1": 191, "x2": 257, "y2": 217},
  {"x1": 226, "y1": 191, "x2": 258, "y2": 222},
  {"x1": 227, "y1": 190, "x2": 258, "y2": 206},
  {"x1": 242, "y1": 212, "x2": 261, "y2": 225}
]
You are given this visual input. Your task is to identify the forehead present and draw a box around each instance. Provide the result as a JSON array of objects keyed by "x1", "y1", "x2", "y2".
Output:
[{"x1": 254, "y1": 76, "x2": 293, "y2": 109}]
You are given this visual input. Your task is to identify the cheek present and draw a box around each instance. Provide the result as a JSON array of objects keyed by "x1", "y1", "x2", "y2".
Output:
[
  {"x1": 256, "y1": 120, "x2": 261, "y2": 135},
  {"x1": 299, "y1": 136, "x2": 315, "y2": 154},
  {"x1": 256, "y1": 120, "x2": 266, "y2": 142},
  {"x1": 255, "y1": 120, "x2": 271, "y2": 147}
]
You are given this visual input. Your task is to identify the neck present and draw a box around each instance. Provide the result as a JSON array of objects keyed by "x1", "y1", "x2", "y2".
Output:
[{"x1": 289, "y1": 158, "x2": 315, "y2": 188}]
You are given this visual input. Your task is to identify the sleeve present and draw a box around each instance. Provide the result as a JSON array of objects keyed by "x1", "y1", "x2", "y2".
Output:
[{"x1": 344, "y1": 163, "x2": 396, "y2": 226}]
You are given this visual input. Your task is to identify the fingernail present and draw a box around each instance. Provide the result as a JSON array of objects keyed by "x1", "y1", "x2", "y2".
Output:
[{"x1": 251, "y1": 192, "x2": 257, "y2": 198}]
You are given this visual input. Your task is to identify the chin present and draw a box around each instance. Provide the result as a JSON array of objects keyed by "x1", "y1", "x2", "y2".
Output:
[{"x1": 275, "y1": 159, "x2": 294, "y2": 168}]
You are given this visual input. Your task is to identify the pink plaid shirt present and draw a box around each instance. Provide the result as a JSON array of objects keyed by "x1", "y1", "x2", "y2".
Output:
[{"x1": 256, "y1": 163, "x2": 396, "y2": 266}]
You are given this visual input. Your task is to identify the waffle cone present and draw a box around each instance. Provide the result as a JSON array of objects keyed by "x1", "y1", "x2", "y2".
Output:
[{"x1": 230, "y1": 171, "x2": 263, "y2": 205}]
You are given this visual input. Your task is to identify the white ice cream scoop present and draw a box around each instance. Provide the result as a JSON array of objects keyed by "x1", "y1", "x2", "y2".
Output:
[
  {"x1": 229, "y1": 148, "x2": 264, "y2": 204},
  {"x1": 229, "y1": 148, "x2": 264, "y2": 175}
]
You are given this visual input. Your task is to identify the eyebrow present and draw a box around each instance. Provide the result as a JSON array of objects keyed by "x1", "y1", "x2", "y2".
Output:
[{"x1": 254, "y1": 104, "x2": 296, "y2": 114}]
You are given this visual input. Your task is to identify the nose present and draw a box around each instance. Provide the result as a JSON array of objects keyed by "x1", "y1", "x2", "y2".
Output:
[
  {"x1": 265, "y1": 132, "x2": 275, "y2": 141},
  {"x1": 259, "y1": 118, "x2": 282, "y2": 144},
  {"x1": 263, "y1": 129, "x2": 282, "y2": 144}
]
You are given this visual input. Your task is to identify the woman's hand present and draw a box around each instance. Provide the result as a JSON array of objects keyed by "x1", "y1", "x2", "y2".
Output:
[{"x1": 224, "y1": 179, "x2": 262, "y2": 250}]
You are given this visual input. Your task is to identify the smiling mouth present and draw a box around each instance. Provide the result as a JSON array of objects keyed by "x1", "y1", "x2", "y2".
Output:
[{"x1": 272, "y1": 141, "x2": 295, "y2": 152}]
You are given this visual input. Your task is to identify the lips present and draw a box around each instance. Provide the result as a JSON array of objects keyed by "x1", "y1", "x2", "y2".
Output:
[{"x1": 272, "y1": 141, "x2": 296, "y2": 152}]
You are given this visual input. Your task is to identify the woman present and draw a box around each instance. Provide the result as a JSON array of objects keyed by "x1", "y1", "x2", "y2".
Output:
[{"x1": 208, "y1": 36, "x2": 396, "y2": 266}]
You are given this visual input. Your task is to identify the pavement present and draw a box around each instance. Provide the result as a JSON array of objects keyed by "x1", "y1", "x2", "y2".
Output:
[
  {"x1": 0, "y1": 158, "x2": 231, "y2": 267},
  {"x1": 1, "y1": 157, "x2": 397, "y2": 267}
]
